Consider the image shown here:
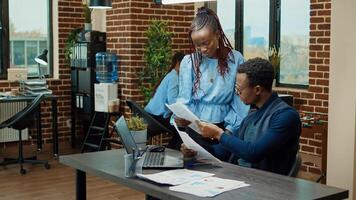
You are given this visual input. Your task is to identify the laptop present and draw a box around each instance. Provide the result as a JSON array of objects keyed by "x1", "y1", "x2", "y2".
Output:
[{"x1": 114, "y1": 116, "x2": 184, "y2": 169}]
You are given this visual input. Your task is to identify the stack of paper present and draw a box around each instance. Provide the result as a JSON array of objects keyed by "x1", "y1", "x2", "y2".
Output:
[
  {"x1": 166, "y1": 102, "x2": 221, "y2": 163},
  {"x1": 137, "y1": 169, "x2": 249, "y2": 197},
  {"x1": 172, "y1": 121, "x2": 221, "y2": 163},
  {"x1": 166, "y1": 102, "x2": 202, "y2": 134},
  {"x1": 19, "y1": 80, "x2": 52, "y2": 96},
  {"x1": 169, "y1": 176, "x2": 250, "y2": 197},
  {"x1": 137, "y1": 169, "x2": 214, "y2": 185}
]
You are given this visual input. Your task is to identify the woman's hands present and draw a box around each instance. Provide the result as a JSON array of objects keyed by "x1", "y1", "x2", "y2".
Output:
[
  {"x1": 174, "y1": 117, "x2": 191, "y2": 127},
  {"x1": 196, "y1": 121, "x2": 224, "y2": 141},
  {"x1": 179, "y1": 121, "x2": 224, "y2": 158},
  {"x1": 180, "y1": 144, "x2": 197, "y2": 157}
]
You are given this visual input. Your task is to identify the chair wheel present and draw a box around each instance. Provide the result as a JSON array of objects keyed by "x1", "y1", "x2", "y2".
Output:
[
  {"x1": 20, "y1": 169, "x2": 26, "y2": 175},
  {"x1": 45, "y1": 163, "x2": 50, "y2": 169}
]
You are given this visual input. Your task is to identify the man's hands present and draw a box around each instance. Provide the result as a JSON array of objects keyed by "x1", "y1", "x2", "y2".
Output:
[{"x1": 196, "y1": 121, "x2": 224, "y2": 141}]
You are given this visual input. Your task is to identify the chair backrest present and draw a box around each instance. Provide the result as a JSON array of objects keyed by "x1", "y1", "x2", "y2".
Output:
[
  {"x1": 126, "y1": 100, "x2": 173, "y2": 136},
  {"x1": 0, "y1": 94, "x2": 45, "y2": 130},
  {"x1": 288, "y1": 153, "x2": 302, "y2": 177}
]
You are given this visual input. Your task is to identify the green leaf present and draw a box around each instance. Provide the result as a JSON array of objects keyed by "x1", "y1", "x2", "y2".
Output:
[{"x1": 138, "y1": 20, "x2": 173, "y2": 105}]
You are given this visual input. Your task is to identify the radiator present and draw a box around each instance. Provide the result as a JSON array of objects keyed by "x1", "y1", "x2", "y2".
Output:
[{"x1": 0, "y1": 101, "x2": 28, "y2": 142}]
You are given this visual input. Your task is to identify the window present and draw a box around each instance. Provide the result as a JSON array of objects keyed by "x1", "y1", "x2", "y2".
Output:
[
  {"x1": 279, "y1": 0, "x2": 309, "y2": 86},
  {"x1": 216, "y1": 1, "x2": 236, "y2": 49},
  {"x1": 208, "y1": 0, "x2": 310, "y2": 88},
  {"x1": 243, "y1": 0, "x2": 269, "y2": 59},
  {"x1": 0, "y1": 0, "x2": 52, "y2": 79}
]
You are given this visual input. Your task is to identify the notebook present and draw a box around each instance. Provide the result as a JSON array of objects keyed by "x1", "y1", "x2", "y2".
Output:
[{"x1": 114, "y1": 116, "x2": 184, "y2": 169}]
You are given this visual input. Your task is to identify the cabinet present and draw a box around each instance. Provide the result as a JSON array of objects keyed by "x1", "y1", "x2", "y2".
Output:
[{"x1": 70, "y1": 31, "x2": 106, "y2": 147}]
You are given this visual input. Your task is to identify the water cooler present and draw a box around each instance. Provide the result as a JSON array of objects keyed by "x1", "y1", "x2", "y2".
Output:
[{"x1": 94, "y1": 52, "x2": 119, "y2": 112}]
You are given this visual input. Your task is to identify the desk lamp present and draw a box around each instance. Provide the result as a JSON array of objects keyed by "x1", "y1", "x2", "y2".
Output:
[{"x1": 34, "y1": 49, "x2": 48, "y2": 79}]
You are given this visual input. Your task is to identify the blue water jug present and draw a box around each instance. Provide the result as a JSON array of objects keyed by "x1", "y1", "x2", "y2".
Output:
[{"x1": 95, "y1": 52, "x2": 118, "y2": 83}]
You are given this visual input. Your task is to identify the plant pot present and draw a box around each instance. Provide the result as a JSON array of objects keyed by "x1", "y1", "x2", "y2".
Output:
[
  {"x1": 131, "y1": 129, "x2": 147, "y2": 150},
  {"x1": 84, "y1": 32, "x2": 91, "y2": 42},
  {"x1": 84, "y1": 23, "x2": 92, "y2": 32}
]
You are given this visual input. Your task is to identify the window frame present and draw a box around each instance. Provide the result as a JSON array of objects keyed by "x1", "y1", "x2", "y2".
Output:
[
  {"x1": 0, "y1": 0, "x2": 53, "y2": 80},
  {"x1": 208, "y1": 0, "x2": 309, "y2": 89},
  {"x1": 0, "y1": 0, "x2": 9, "y2": 80},
  {"x1": 276, "y1": 0, "x2": 309, "y2": 89}
]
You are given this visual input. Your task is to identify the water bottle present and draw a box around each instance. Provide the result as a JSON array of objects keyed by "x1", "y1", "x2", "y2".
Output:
[{"x1": 95, "y1": 52, "x2": 118, "y2": 83}]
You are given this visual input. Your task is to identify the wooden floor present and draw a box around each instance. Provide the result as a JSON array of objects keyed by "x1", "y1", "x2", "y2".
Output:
[{"x1": 0, "y1": 141, "x2": 145, "y2": 200}]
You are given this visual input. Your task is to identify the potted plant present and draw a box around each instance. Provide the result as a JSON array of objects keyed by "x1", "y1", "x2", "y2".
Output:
[
  {"x1": 126, "y1": 116, "x2": 148, "y2": 149},
  {"x1": 138, "y1": 20, "x2": 173, "y2": 104},
  {"x1": 83, "y1": 3, "x2": 92, "y2": 31},
  {"x1": 64, "y1": 27, "x2": 82, "y2": 64},
  {"x1": 268, "y1": 46, "x2": 282, "y2": 87}
]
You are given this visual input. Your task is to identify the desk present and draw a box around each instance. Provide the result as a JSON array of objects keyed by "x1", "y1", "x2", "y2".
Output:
[
  {"x1": 0, "y1": 94, "x2": 58, "y2": 157},
  {"x1": 60, "y1": 149, "x2": 348, "y2": 200}
]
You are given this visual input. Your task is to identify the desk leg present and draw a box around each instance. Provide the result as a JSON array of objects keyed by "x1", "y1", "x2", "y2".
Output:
[
  {"x1": 76, "y1": 170, "x2": 86, "y2": 200},
  {"x1": 52, "y1": 99, "x2": 58, "y2": 157},
  {"x1": 37, "y1": 103, "x2": 42, "y2": 151}
]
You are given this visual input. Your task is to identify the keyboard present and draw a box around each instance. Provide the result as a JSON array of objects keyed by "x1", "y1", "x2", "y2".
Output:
[{"x1": 143, "y1": 152, "x2": 165, "y2": 167}]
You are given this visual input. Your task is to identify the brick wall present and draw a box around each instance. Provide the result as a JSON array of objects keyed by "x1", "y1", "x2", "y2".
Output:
[
  {"x1": 106, "y1": 0, "x2": 194, "y2": 113},
  {"x1": 0, "y1": 0, "x2": 84, "y2": 144},
  {"x1": 276, "y1": 0, "x2": 331, "y2": 175},
  {"x1": 56, "y1": 0, "x2": 86, "y2": 142}
]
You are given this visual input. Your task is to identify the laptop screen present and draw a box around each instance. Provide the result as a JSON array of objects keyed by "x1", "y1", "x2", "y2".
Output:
[{"x1": 115, "y1": 116, "x2": 138, "y2": 154}]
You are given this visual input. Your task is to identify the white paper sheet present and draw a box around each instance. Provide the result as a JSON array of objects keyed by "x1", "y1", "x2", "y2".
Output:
[
  {"x1": 173, "y1": 121, "x2": 222, "y2": 163},
  {"x1": 136, "y1": 169, "x2": 214, "y2": 186},
  {"x1": 169, "y1": 176, "x2": 250, "y2": 197},
  {"x1": 166, "y1": 102, "x2": 202, "y2": 134}
]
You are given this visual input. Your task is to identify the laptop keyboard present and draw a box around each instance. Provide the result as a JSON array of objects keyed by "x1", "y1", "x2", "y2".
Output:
[{"x1": 143, "y1": 152, "x2": 165, "y2": 167}]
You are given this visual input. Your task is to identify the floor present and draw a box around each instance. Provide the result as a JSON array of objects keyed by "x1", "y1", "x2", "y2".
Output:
[{"x1": 0, "y1": 141, "x2": 145, "y2": 200}]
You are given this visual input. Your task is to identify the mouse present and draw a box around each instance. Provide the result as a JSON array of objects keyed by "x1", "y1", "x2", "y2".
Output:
[{"x1": 148, "y1": 145, "x2": 165, "y2": 152}]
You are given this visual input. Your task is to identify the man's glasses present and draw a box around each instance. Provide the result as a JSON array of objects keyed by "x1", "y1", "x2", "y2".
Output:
[{"x1": 235, "y1": 84, "x2": 248, "y2": 95}]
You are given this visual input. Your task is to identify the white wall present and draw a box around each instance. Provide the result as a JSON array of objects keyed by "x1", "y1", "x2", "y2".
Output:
[{"x1": 328, "y1": 0, "x2": 356, "y2": 199}]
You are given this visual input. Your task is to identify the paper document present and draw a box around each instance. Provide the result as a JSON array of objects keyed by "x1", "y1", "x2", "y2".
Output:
[
  {"x1": 169, "y1": 176, "x2": 250, "y2": 197},
  {"x1": 173, "y1": 121, "x2": 221, "y2": 163},
  {"x1": 136, "y1": 169, "x2": 214, "y2": 186},
  {"x1": 166, "y1": 102, "x2": 201, "y2": 134}
]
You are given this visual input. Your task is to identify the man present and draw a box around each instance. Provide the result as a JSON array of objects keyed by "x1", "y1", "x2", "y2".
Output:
[{"x1": 182, "y1": 58, "x2": 301, "y2": 175}]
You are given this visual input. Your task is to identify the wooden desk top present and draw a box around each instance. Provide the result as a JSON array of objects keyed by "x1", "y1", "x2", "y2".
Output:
[{"x1": 60, "y1": 149, "x2": 348, "y2": 200}]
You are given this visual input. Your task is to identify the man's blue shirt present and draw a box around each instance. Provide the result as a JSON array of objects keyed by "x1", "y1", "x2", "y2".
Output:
[{"x1": 212, "y1": 93, "x2": 301, "y2": 175}]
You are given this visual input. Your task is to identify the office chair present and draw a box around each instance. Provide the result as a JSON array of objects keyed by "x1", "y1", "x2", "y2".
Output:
[
  {"x1": 288, "y1": 153, "x2": 302, "y2": 177},
  {"x1": 0, "y1": 94, "x2": 50, "y2": 174},
  {"x1": 126, "y1": 100, "x2": 174, "y2": 138}
]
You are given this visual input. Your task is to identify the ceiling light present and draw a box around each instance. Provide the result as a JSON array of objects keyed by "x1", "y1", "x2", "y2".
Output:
[
  {"x1": 89, "y1": 0, "x2": 112, "y2": 9},
  {"x1": 155, "y1": 0, "x2": 215, "y2": 5}
]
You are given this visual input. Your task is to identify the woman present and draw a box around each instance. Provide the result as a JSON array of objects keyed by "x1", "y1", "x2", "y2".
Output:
[
  {"x1": 175, "y1": 7, "x2": 249, "y2": 153},
  {"x1": 144, "y1": 52, "x2": 185, "y2": 149}
]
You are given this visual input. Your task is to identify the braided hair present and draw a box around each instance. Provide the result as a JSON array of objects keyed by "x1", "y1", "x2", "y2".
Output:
[{"x1": 188, "y1": 7, "x2": 233, "y2": 94}]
